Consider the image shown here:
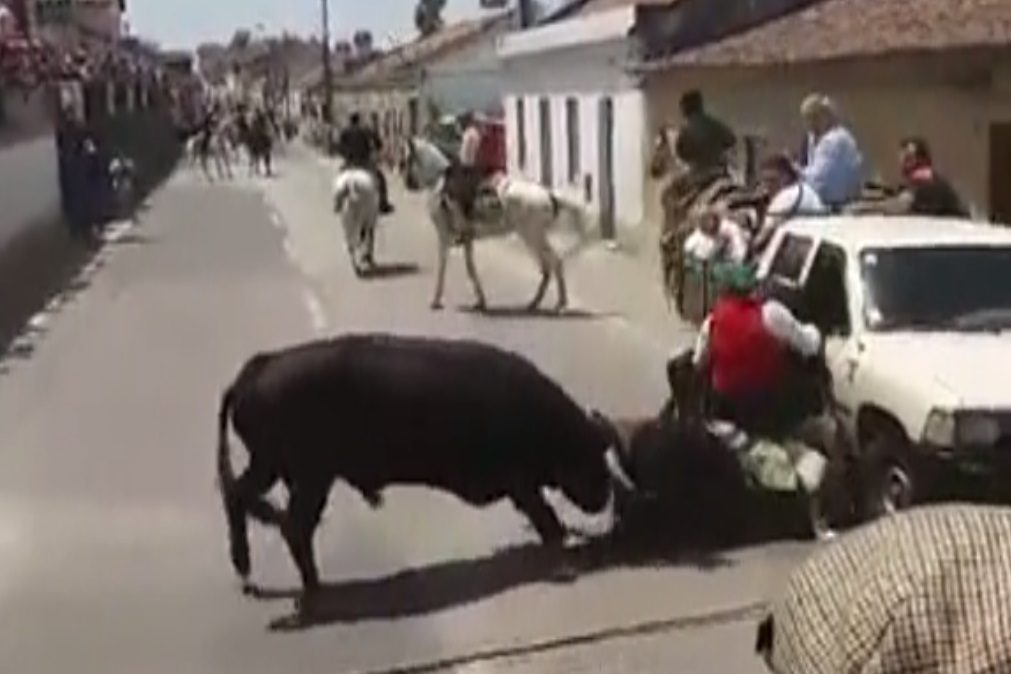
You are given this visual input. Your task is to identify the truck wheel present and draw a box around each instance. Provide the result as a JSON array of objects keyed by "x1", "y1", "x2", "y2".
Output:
[{"x1": 865, "y1": 431, "x2": 916, "y2": 517}]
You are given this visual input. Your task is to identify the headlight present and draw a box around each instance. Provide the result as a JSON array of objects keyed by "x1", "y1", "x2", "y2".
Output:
[
  {"x1": 923, "y1": 409, "x2": 956, "y2": 446},
  {"x1": 958, "y1": 413, "x2": 1002, "y2": 447}
]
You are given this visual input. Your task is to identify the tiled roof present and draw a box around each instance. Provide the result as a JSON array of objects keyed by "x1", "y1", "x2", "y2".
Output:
[
  {"x1": 648, "y1": 0, "x2": 1011, "y2": 69},
  {"x1": 345, "y1": 11, "x2": 512, "y2": 87}
]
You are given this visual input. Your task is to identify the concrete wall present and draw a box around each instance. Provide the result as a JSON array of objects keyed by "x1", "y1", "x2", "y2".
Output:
[{"x1": 643, "y1": 54, "x2": 1011, "y2": 225}]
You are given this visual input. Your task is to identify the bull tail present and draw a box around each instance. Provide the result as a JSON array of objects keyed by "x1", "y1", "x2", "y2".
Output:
[
  {"x1": 217, "y1": 386, "x2": 236, "y2": 492},
  {"x1": 217, "y1": 382, "x2": 252, "y2": 581}
]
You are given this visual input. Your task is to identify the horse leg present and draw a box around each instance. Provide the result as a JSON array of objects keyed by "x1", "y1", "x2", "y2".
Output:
[
  {"x1": 528, "y1": 261, "x2": 551, "y2": 312},
  {"x1": 551, "y1": 250, "x2": 568, "y2": 312},
  {"x1": 463, "y1": 239, "x2": 487, "y2": 311},
  {"x1": 431, "y1": 238, "x2": 449, "y2": 310}
]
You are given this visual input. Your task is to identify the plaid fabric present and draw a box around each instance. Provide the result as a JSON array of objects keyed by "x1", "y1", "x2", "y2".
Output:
[{"x1": 763, "y1": 505, "x2": 1011, "y2": 674}]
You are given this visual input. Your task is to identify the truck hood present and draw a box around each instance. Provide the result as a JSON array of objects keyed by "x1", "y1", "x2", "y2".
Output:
[{"x1": 868, "y1": 334, "x2": 1011, "y2": 409}]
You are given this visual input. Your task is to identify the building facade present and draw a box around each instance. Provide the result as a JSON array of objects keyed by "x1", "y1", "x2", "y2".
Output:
[
  {"x1": 499, "y1": 2, "x2": 655, "y2": 240},
  {"x1": 638, "y1": 0, "x2": 1011, "y2": 223}
]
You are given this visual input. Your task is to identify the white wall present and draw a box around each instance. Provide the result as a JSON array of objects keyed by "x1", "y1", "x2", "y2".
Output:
[
  {"x1": 503, "y1": 89, "x2": 646, "y2": 235},
  {"x1": 499, "y1": 31, "x2": 647, "y2": 236}
]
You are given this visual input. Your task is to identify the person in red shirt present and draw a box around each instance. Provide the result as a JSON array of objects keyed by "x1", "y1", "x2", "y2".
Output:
[
  {"x1": 693, "y1": 263, "x2": 848, "y2": 539},
  {"x1": 693, "y1": 264, "x2": 822, "y2": 433}
]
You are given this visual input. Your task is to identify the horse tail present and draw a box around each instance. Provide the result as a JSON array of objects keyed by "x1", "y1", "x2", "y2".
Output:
[{"x1": 549, "y1": 191, "x2": 589, "y2": 251}]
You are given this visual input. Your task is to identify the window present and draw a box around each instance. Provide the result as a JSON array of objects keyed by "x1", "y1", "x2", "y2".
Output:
[
  {"x1": 801, "y1": 244, "x2": 850, "y2": 336},
  {"x1": 861, "y1": 246, "x2": 1011, "y2": 332},
  {"x1": 762, "y1": 234, "x2": 815, "y2": 309},
  {"x1": 516, "y1": 98, "x2": 526, "y2": 169},
  {"x1": 566, "y1": 97, "x2": 580, "y2": 183},
  {"x1": 769, "y1": 234, "x2": 814, "y2": 285}
]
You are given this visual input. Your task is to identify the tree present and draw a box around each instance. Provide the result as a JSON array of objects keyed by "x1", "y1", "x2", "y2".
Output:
[
  {"x1": 230, "y1": 29, "x2": 251, "y2": 51},
  {"x1": 352, "y1": 30, "x2": 374, "y2": 57},
  {"x1": 414, "y1": 0, "x2": 446, "y2": 36}
]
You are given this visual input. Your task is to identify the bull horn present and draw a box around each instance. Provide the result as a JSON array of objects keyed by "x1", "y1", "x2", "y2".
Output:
[{"x1": 588, "y1": 409, "x2": 636, "y2": 492}]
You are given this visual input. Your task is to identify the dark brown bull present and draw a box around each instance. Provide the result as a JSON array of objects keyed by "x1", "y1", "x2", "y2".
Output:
[{"x1": 216, "y1": 334, "x2": 617, "y2": 606}]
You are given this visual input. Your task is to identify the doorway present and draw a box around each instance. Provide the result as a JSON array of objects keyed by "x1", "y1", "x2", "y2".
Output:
[
  {"x1": 538, "y1": 97, "x2": 553, "y2": 187},
  {"x1": 990, "y1": 123, "x2": 1011, "y2": 223},
  {"x1": 598, "y1": 96, "x2": 616, "y2": 240}
]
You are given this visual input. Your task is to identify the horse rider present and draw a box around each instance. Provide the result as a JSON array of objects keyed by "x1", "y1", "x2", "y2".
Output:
[
  {"x1": 799, "y1": 94, "x2": 864, "y2": 211},
  {"x1": 443, "y1": 110, "x2": 484, "y2": 238},
  {"x1": 336, "y1": 112, "x2": 394, "y2": 214},
  {"x1": 692, "y1": 263, "x2": 842, "y2": 540},
  {"x1": 674, "y1": 90, "x2": 737, "y2": 195},
  {"x1": 752, "y1": 153, "x2": 827, "y2": 254}
]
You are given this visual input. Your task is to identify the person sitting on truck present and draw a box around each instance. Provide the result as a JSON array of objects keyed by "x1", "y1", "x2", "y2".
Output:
[
  {"x1": 683, "y1": 206, "x2": 749, "y2": 265},
  {"x1": 753, "y1": 153, "x2": 827, "y2": 254}
]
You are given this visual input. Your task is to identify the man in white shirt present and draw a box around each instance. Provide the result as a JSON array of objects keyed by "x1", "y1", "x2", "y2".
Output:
[
  {"x1": 754, "y1": 153, "x2": 827, "y2": 254},
  {"x1": 800, "y1": 95, "x2": 864, "y2": 210}
]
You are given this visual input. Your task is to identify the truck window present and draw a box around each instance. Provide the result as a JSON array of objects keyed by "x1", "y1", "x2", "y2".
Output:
[
  {"x1": 769, "y1": 234, "x2": 814, "y2": 285},
  {"x1": 802, "y1": 244, "x2": 851, "y2": 336}
]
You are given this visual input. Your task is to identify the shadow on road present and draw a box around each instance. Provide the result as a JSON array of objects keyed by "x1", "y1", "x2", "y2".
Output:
[
  {"x1": 359, "y1": 262, "x2": 421, "y2": 280},
  {"x1": 259, "y1": 536, "x2": 737, "y2": 632}
]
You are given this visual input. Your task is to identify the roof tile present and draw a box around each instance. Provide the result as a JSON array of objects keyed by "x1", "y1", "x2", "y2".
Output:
[{"x1": 656, "y1": 0, "x2": 1011, "y2": 68}]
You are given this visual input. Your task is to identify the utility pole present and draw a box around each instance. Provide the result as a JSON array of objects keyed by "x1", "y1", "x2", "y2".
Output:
[{"x1": 320, "y1": 0, "x2": 333, "y2": 129}]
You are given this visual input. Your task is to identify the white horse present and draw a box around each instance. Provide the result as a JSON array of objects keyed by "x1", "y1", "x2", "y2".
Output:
[
  {"x1": 332, "y1": 168, "x2": 380, "y2": 276},
  {"x1": 402, "y1": 137, "x2": 586, "y2": 312}
]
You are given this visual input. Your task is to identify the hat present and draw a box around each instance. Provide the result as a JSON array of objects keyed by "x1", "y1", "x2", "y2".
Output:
[{"x1": 714, "y1": 262, "x2": 758, "y2": 296}]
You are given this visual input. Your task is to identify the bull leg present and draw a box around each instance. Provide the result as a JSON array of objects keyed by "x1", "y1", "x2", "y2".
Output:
[
  {"x1": 281, "y1": 485, "x2": 329, "y2": 600},
  {"x1": 511, "y1": 489, "x2": 565, "y2": 546},
  {"x1": 223, "y1": 461, "x2": 279, "y2": 583},
  {"x1": 463, "y1": 240, "x2": 487, "y2": 311}
]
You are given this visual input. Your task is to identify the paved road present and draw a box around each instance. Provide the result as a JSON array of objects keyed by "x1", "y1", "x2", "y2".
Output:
[{"x1": 0, "y1": 147, "x2": 812, "y2": 673}]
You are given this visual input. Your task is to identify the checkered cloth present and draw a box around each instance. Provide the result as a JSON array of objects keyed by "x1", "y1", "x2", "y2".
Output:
[{"x1": 761, "y1": 505, "x2": 1011, "y2": 674}]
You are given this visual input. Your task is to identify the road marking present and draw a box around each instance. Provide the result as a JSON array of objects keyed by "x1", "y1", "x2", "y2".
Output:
[
  {"x1": 303, "y1": 289, "x2": 327, "y2": 333},
  {"x1": 351, "y1": 601, "x2": 769, "y2": 674}
]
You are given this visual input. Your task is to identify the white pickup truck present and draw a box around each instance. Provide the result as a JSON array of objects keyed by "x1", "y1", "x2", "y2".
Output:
[{"x1": 757, "y1": 216, "x2": 1011, "y2": 515}]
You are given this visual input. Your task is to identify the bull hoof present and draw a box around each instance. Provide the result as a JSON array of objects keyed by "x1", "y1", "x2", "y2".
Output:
[{"x1": 294, "y1": 589, "x2": 322, "y2": 617}]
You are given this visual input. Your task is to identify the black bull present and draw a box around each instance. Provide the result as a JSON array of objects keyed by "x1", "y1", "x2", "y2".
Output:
[{"x1": 217, "y1": 334, "x2": 617, "y2": 597}]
